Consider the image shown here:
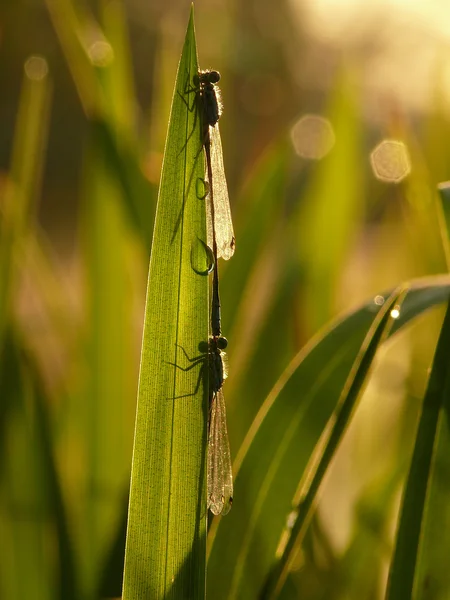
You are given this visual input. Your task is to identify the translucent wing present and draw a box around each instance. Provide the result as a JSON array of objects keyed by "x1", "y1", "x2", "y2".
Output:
[
  {"x1": 207, "y1": 387, "x2": 233, "y2": 516},
  {"x1": 206, "y1": 123, "x2": 235, "y2": 261}
]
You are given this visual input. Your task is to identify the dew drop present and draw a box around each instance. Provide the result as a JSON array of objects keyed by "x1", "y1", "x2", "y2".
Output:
[
  {"x1": 391, "y1": 305, "x2": 401, "y2": 319},
  {"x1": 286, "y1": 510, "x2": 298, "y2": 530},
  {"x1": 190, "y1": 238, "x2": 214, "y2": 275},
  {"x1": 196, "y1": 177, "x2": 209, "y2": 200}
]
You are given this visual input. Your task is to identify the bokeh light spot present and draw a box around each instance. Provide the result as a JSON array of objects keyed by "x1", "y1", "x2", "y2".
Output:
[
  {"x1": 391, "y1": 306, "x2": 401, "y2": 319},
  {"x1": 88, "y1": 41, "x2": 114, "y2": 67},
  {"x1": 290, "y1": 114, "x2": 335, "y2": 160},
  {"x1": 370, "y1": 140, "x2": 411, "y2": 183},
  {"x1": 24, "y1": 56, "x2": 48, "y2": 81}
]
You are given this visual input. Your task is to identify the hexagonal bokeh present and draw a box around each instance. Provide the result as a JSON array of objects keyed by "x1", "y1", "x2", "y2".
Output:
[{"x1": 370, "y1": 140, "x2": 411, "y2": 183}]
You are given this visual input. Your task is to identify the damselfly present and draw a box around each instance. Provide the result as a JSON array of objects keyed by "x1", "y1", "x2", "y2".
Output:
[
  {"x1": 196, "y1": 69, "x2": 234, "y2": 515},
  {"x1": 189, "y1": 69, "x2": 235, "y2": 262},
  {"x1": 206, "y1": 259, "x2": 233, "y2": 516},
  {"x1": 177, "y1": 68, "x2": 235, "y2": 515},
  {"x1": 170, "y1": 303, "x2": 232, "y2": 516}
]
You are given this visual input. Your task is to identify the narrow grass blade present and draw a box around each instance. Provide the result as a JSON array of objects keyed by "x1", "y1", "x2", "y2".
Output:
[
  {"x1": 385, "y1": 299, "x2": 450, "y2": 600},
  {"x1": 44, "y1": 0, "x2": 98, "y2": 115},
  {"x1": 224, "y1": 142, "x2": 291, "y2": 444},
  {"x1": 91, "y1": 117, "x2": 156, "y2": 248},
  {"x1": 207, "y1": 276, "x2": 450, "y2": 600},
  {"x1": 0, "y1": 57, "x2": 51, "y2": 360},
  {"x1": 296, "y1": 73, "x2": 364, "y2": 334},
  {"x1": 123, "y1": 9, "x2": 209, "y2": 599},
  {"x1": 437, "y1": 181, "x2": 450, "y2": 269},
  {"x1": 263, "y1": 288, "x2": 405, "y2": 598},
  {"x1": 96, "y1": 0, "x2": 156, "y2": 247},
  {"x1": 0, "y1": 330, "x2": 79, "y2": 600},
  {"x1": 97, "y1": 496, "x2": 129, "y2": 598},
  {"x1": 23, "y1": 340, "x2": 80, "y2": 600},
  {"x1": 78, "y1": 122, "x2": 137, "y2": 593},
  {"x1": 99, "y1": 0, "x2": 137, "y2": 138},
  {"x1": 45, "y1": 0, "x2": 156, "y2": 247},
  {"x1": 407, "y1": 185, "x2": 450, "y2": 599},
  {"x1": 328, "y1": 473, "x2": 402, "y2": 599},
  {"x1": 222, "y1": 140, "x2": 290, "y2": 326}
]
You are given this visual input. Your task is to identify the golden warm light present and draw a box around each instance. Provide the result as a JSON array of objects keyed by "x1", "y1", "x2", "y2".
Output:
[
  {"x1": 390, "y1": 305, "x2": 401, "y2": 319},
  {"x1": 290, "y1": 114, "x2": 335, "y2": 160},
  {"x1": 290, "y1": 0, "x2": 450, "y2": 113},
  {"x1": 2, "y1": 2, "x2": 449, "y2": 598},
  {"x1": 370, "y1": 140, "x2": 411, "y2": 183}
]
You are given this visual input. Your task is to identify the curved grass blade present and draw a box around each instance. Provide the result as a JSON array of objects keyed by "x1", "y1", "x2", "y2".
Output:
[
  {"x1": 207, "y1": 276, "x2": 450, "y2": 600},
  {"x1": 386, "y1": 299, "x2": 450, "y2": 600},
  {"x1": 122, "y1": 9, "x2": 210, "y2": 599},
  {"x1": 263, "y1": 288, "x2": 406, "y2": 598}
]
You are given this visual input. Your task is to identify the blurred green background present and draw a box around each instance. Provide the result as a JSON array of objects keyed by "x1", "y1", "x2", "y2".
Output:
[{"x1": 2, "y1": 0, "x2": 450, "y2": 598}]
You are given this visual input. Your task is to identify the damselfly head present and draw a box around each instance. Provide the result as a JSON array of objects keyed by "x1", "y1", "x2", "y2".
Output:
[{"x1": 197, "y1": 69, "x2": 221, "y2": 86}]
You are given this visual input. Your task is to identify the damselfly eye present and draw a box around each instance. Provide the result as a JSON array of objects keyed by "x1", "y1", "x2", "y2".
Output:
[
  {"x1": 209, "y1": 70, "x2": 220, "y2": 84},
  {"x1": 217, "y1": 337, "x2": 228, "y2": 350}
]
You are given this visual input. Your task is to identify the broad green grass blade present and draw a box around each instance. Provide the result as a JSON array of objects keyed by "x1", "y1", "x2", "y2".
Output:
[
  {"x1": 123, "y1": 9, "x2": 209, "y2": 599},
  {"x1": 386, "y1": 300, "x2": 450, "y2": 599},
  {"x1": 263, "y1": 288, "x2": 405, "y2": 598},
  {"x1": 207, "y1": 276, "x2": 450, "y2": 600}
]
